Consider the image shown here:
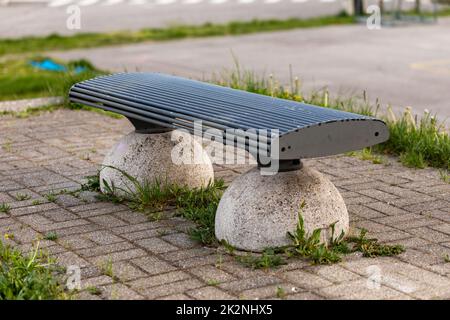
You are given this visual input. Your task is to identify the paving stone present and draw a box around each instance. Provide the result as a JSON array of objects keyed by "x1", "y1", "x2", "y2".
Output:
[
  {"x1": 161, "y1": 232, "x2": 199, "y2": 249},
  {"x1": 347, "y1": 204, "x2": 386, "y2": 219},
  {"x1": 308, "y1": 265, "x2": 361, "y2": 283},
  {"x1": 81, "y1": 275, "x2": 114, "y2": 290},
  {"x1": 88, "y1": 215, "x2": 128, "y2": 228},
  {"x1": 54, "y1": 194, "x2": 86, "y2": 208},
  {"x1": 78, "y1": 241, "x2": 136, "y2": 258},
  {"x1": 239, "y1": 283, "x2": 297, "y2": 300},
  {"x1": 157, "y1": 293, "x2": 192, "y2": 300},
  {"x1": 111, "y1": 261, "x2": 148, "y2": 282},
  {"x1": 219, "y1": 276, "x2": 283, "y2": 293},
  {"x1": 404, "y1": 200, "x2": 450, "y2": 214},
  {"x1": 113, "y1": 210, "x2": 148, "y2": 224},
  {"x1": 76, "y1": 291, "x2": 103, "y2": 300},
  {"x1": 131, "y1": 256, "x2": 177, "y2": 275},
  {"x1": 10, "y1": 203, "x2": 60, "y2": 216},
  {"x1": 187, "y1": 286, "x2": 236, "y2": 300},
  {"x1": 54, "y1": 251, "x2": 90, "y2": 268},
  {"x1": 343, "y1": 196, "x2": 376, "y2": 205},
  {"x1": 354, "y1": 220, "x2": 396, "y2": 233},
  {"x1": 90, "y1": 248, "x2": 147, "y2": 265},
  {"x1": 174, "y1": 253, "x2": 231, "y2": 269},
  {"x1": 0, "y1": 192, "x2": 14, "y2": 202},
  {"x1": 281, "y1": 270, "x2": 333, "y2": 290},
  {"x1": 318, "y1": 279, "x2": 410, "y2": 299},
  {"x1": 163, "y1": 247, "x2": 217, "y2": 262},
  {"x1": 368, "y1": 229, "x2": 412, "y2": 242},
  {"x1": 357, "y1": 189, "x2": 399, "y2": 202},
  {"x1": 408, "y1": 227, "x2": 450, "y2": 244},
  {"x1": 51, "y1": 223, "x2": 103, "y2": 237},
  {"x1": 58, "y1": 235, "x2": 94, "y2": 250},
  {"x1": 374, "y1": 213, "x2": 440, "y2": 229},
  {"x1": 363, "y1": 201, "x2": 411, "y2": 216},
  {"x1": 429, "y1": 223, "x2": 450, "y2": 236},
  {"x1": 286, "y1": 292, "x2": 324, "y2": 300},
  {"x1": 136, "y1": 237, "x2": 179, "y2": 254},
  {"x1": 111, "y1": 221, "x2": 165, "y2": 235},
  {"x1": 41, "y1": 208, "x2": 80, "y2": 222},
  {"x1": 189, "y1": 265, "x2": 236, "y2": 283},
  {"x1": 219, "y1": 261, "x2": 268, "y2": 279},
  {"x1": 128, "y1": 271, "x2": 191, "y2": 292},
  {"x1": 120, "y1": 227, "x2": 176, "y2": 241},
  {"x1": 100, "y1": 283, "x2": 144, "y2": 300},
  {"x1": 140, "y1": 278, "x2": 204, "y2": 299},
  {"x1": 387, "y1": 237, "x2": 432, "y2": 249}
]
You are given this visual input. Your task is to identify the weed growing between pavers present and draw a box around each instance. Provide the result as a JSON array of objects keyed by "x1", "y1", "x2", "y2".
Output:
[
  {"x1": 86, "y1": 285, "x2": 102, "y2": 296},
  {"x1": 14, "y1": 193, "x2": 31, "y2": 201},
  {"x1": 0, "y1": 240, "x2": 68, "y2": 300},
  {"x1": 346, "y1": 147, "x2": 386, "y2": 165},
  {"x1": 43, "y1": 232, "x2": 58, "y2": 241},
  {"x1": 0, "y1": 203, "x2": 10, "y2": 214},
  {"x1": 84, "y1": 169, "x2": 405, "y2": 270}
]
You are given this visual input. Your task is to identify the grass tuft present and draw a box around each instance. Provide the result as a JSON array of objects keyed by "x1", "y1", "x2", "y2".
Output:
[
  {"x1": 84, "y1": 169, "x2": 405, "y2": 269},
  {"x1": 0, "y1": 203, "x2": 10, "y2": 214},
  {"x1": 44, "y1": 232, "x2": 58, "y2": 241},
  {"x1": 235, "y1": 248, "x2": 286, "y2": 270},
  {"x1": 0, "y1": 240, "x2": 67, "y2": 299}
]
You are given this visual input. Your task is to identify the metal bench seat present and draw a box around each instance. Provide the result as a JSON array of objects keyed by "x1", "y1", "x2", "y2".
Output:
[{"x1": 69, "y1": 72, "x2": 389, "y2": 161}]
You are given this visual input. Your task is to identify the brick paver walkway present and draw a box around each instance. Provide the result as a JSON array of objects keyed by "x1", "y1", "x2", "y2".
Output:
[{"x1": 1, "y1": 109, "x2": 450, "y2": 300}]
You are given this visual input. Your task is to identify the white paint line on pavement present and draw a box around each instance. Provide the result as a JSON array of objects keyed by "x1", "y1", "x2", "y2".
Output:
[
  {"x1": 78, "y1": 0, "x2": 100, "y2": 5},
  {"x1": 128, "y1": 0, "x2": 146, "y2": 4},
  {"x1": 48, "y1": 0, "x2": 73, "y2": 7},
  {"x1": 209, "y1": 0, "x2": 228, "y2": 4},
  {"x1": 291, "y1": 0, "x2": 309, "y2": 3},
  {"x1": 182, "y1": 0, "x2": 203, "y2": 4},
  {"x1": 155, "y1": 0, "x2": 177, "y2": 4},
  {"x1": 238, "y1": 0, "x2": 256, "y2": 3},
  {"x1": 101, "y1": 0, "x2": 125, "y2": 5},
  {"x1": 264, "y1": 0, "x2": 282, "y2": 3}
]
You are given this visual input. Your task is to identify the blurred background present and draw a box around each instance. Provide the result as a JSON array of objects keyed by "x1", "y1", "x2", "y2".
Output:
[{"x1": 1, "y1": 0, "x2": 450, "y2": 119}]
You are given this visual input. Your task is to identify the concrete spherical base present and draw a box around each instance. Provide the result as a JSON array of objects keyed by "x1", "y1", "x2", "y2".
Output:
[
  {"x1": 100, "y1": 131, "x2": 214, "y2": 197},
  {"x1": 215, "y1": 165, "x2": 349, "y2": 252}
]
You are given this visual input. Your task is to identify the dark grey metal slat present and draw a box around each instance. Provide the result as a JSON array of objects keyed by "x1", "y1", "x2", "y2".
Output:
[
  {"x1": 92, "y1": 73, "x2": 364, "y2": 125},
  {"x1": 73, "y1": 73, "x2": 371, "y2": 133}
]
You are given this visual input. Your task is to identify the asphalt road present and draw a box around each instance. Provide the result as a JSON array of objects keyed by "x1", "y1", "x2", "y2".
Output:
[
  {"x1": 0, "y1": 0, "x2": 347, "y2": 38},
  {"x1": 50, "y1": 19, "x2": 450, "y2": 119}
]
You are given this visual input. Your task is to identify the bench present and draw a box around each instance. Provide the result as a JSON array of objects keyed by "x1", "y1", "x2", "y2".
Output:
[
  {"x1": 69, "y1": 72, "x2": 388, "y2": 169},
  {"x1": 69, "y1": 72, "x2": 389, "y2": 251}
]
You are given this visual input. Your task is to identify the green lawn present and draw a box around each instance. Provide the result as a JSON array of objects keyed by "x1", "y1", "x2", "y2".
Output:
[
  {"x1": 0, "y1": 57, "x2": 104, "y2": 101},
  {"x1": 0, "y1": 14, "x2": 354, "y2": 56}
]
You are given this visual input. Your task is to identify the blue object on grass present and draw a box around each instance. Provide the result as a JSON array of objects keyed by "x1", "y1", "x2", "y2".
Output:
[{"x1": 29, "y1": 59, "x2": 87, "y2": 74}]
